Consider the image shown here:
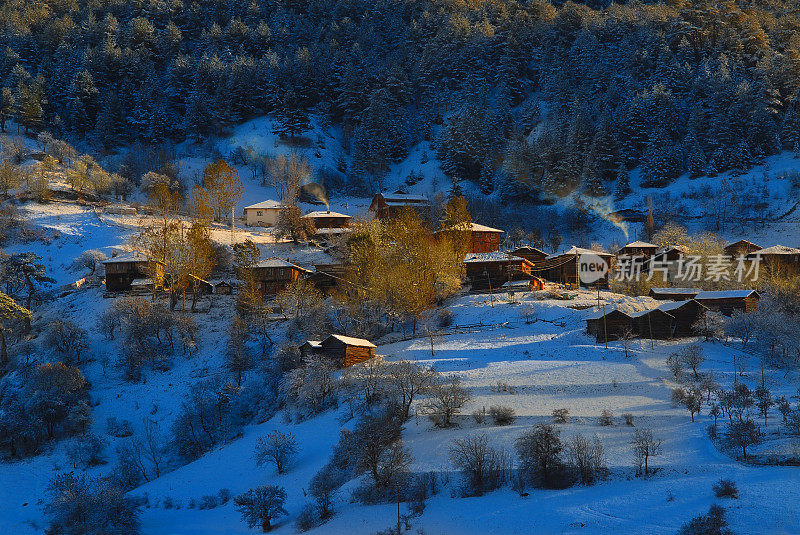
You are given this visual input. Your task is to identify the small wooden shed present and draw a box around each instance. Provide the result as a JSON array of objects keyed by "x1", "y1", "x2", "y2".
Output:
[
  {"x1": 657, "y1": 299, "x2": 708, "y2": 337},
  {"x1": 540, "y1": 247, "x2": 614, "y2": 289},
  {"x1": 724, "y1": 240, "x2": 761, "y2": 258},
  {"x1": 463, "y1": 252, "x2": 536, "y2": 292},
  {"x1": 102, "y1": 251, "x2": 164, "y2": 292},
  {"x1": 188, "y1": 274, "x2": 213, "y2": 295},
  {"x1": 248, "y1": 257, "x2": 309, "y2": 295},
  {"x1": 321, "y1": 334, "x2": 377, "y2": 367},
  {"x1": 585, "y1": 308, "x2": 634, "y2": 342},
  {"x1": 511, "y1": 246, "x2": 548, "y2": 265},
  {"x1": 694, "y1": 290, "x2": 759, "y2": 315},
  {"x1": 214, "y1": 281, "x2": 233, "y2": 295},
  {"x1": 648, "y1": 287, "x2": 701, "y2": 301},
  {"x1": 299, "y1": 340, "x2": 323, "y2": 359},
  {"x1": 631, "y1": 308, "x2": 675, "y2": 340}
]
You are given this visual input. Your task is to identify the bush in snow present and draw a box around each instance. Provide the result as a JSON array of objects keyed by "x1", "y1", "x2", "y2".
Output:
[
  {"x1": 254, "y1": 430, "x2": 299, "y2": 474},
  {"x1": 70, "y1": 249, "x2": 107, "y2": 275},
  {"x1": 43, "y1": 319, "x2": 90, "y2": 365},
  {"x1": 515, "y1": 424, "x2": 573, "y2": 489},
  {"x1": 309, "y1": 463, "x2": 348, "y2": 519},
  {"x1": 616, "y1": 413, "x2": 632, "y2": 427},
  {"x1": 423, "y1": 375, "x2": 471, "y2": 428},
  {"x1": 234, "y1": 485, "x2": 288, "y2": 533},
  {"x1": 217, "y1": 488, "x2": 232, "y2": 505},
  {"x1": 677, "y1": 504, "x2": 734, "y2": 535},
  {"x1": 598, "y1": 410, "x2": 614, "y2": 426},
  {"x1": 44, "y1": 472, "x2": 141, "y2": 535},
  {"x1": 281, "y1": 356, "x2": 338, "y2": 417},
  {"x1": 65, "y1": 433, "x2": 108, "y2": 468},
  {"x1": 552, "y1": 408, "x2": 569, "y2": 424},
  {"x1": 489, "y1": 405, "x2": 516, "y2": 426},
  {"x1": 294, "y1": 503, "x2": 319, "y2": 532},
  {"x1": 672, "y1": 385, "x2": 704, "y2": 422},
  {"x1": 198, "y1": 495, "x2": 218, "y2": 509},
  {"x1": 713, "y1": 479, "x2": 739, "y2": 499},
  {"x1": 472, "y1": 407, "x2": 487, "y2": 424},
  {"x1": 565, "y1": 434, "x2": 607, "y2": 486},
  {"x1": 450, "y1": 433, "x2": 509, "y2": 496},
  {"x1": 105, "y1": 417, "x2": 134, "y2": 437},
  {"x1": 632, "y1": 428, "x2": 663, "y2": 477}
]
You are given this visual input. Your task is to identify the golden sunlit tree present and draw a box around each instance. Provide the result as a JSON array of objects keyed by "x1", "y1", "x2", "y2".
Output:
[{"x1": 202, "y1": 159, "x2": 244, "y2": 221}]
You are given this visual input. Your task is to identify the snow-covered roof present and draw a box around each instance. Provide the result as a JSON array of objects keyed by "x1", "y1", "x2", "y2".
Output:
[
  {"x1": 725, "y1": 239, "x2": 760, "y2": 248},
  {"x1": 655, "y1": 245, "x2": 688, "y2": 254},
  {"x1": 585, "y1": 307, "x2": 630, "y2": 321},
  {"x1": 694, "y1": 290, "x2": 759, "y2": 300},
  {"x1": 501, "y1": 280, "x2": 531, "y2": 288},
  {"x1": 463, "y1": 252, "x2": 515, "y2": 263},
  {"x1": 620, "y1": 241, "x2": 659, "y2": 249},
  {"x1": 513, "y1": 246, "x2": 547, "y2": 255},
  {"x1": 436, "y1": 222, "x2": 504, "y2": 234},
  {"x1": 749, "y1": 245, "x2": 800, "y2": 255},
  {"x1": 313, "y1": 227, "x2": 352, "y2": 235},
  {"x1": 546, "y1": 246, "x2": 613, "y2": 260},
  {"x1": 252, "y1": 257, "x2": 308, "y2": 271},
  {"x1": 302, "y1": 340, "x2": 322, "y2": 348},
  {"x1": 130, "y1": 278, "x2": 153, "y2": 287},
  {"x1": 649, "y1": 287, "x2": 701, "y2": 295},
  {"x1": 243, "y1": 200, "x2": 284, "y2": 211},
  {"x1": 380, "y1": 192, "x2": 429, "y2": 202},
  {"x1": 630, "y1": 308, "x2": 673, "y2": 319},
  {"x1": 301, "y1": 210, "x2": 351, "y2": 219},
  {"x1": 657, "y1": 299, "x2": 707, "y2": 312},
  {"x1": 102, "y1": 251, "x2": 150, "y2": 264},
  {"x1": 325, "y1": 334, "x2": 376, "y2": 348}
]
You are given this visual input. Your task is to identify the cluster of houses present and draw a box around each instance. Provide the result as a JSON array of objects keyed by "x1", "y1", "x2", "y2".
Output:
[{"x1": 586, "y1": 289, "x2": 760, "y2": 342}]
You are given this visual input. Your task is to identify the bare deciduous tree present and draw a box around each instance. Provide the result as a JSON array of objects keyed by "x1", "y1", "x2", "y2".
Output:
[{"x1": 254, "y1": 430, "x2": 299, "y2": 474}]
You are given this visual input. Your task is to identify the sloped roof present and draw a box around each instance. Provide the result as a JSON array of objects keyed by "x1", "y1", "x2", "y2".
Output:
[
  {"x1": 630, "y1": 308, "x2": 674, "y2": 319},
  {"x1": 302, "y1": 340, "x2": 322, "y2": 348},
  {"x1": 381, "y1": 192, "x2": 429, "y2": 202},
  {"x1": 102, "y1": 251, "x2": 150, "y2": 264},
  {"x1": 649, "y1": 287, "x2": 701, "y2": 295},
  {"x1": 749, "y1": 245, "x2": 800, "y2": 255},
  {"x1": 325, "y1": 334, "x2": 376, "y2": 348},
  {"x1": 725, "y1": 239, "x2": 760, "y2": 249},
  {"x1": 546, "y1": 246, "x2": 613, "y2": 260},
  {"x1": 620, "y1": 241, "x2": 659, "y2": 249},
  {"x1": 695, "y1": 290, "x2": 759, "y2": 300},
  {"x1": 657, "y1": 299, "x2": 708, "y2": 312},
  {"x1": 512, "y1": 246, "x2": 548, "y2": 256},
  {"x1": 436, "y1": 222, "x2": 504, "y2": 234},
  {"x1": 301, "y1": 210, "x2": 351, "y2": 219},
  {"x1": 252, "y1": 257, "x2": 308, "y2": 271},
  {"x1": 585, "y1": 307, "x2": 631, "y2": 321},
  {"x1": 244, "y1": 200, "x2": 284, "y2": 210},
  {"x1": 463, "y1": 252, "x2": 514, "y2": 263}
]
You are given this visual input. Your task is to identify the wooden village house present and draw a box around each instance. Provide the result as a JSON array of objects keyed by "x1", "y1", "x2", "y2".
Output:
[
  {"x1": 434, "y1": 222, "x2": 505, "y2": 254},
  {"x1": 747, "y1": 245, "x2": 800, "y2": 277},
  {"x1": 585, "y1": 308, "x2": 634, "y2": 342},
  {"x1": 724, "y1": 240, "x2": 761, "y2": 258},
  {"x1": 463, "y1": 252, "x2": 536, "y2": 292},
  {"x1": 616, "y1": 241, "x2": 660, "y2": 259},
  {"x1": 319, "y1": 334, "x2": 376, "y2": 367},
  {"x1": 301, "y1": 210, "x2": 352, "y2": 238},
  {"x1": 306, "y1": 263, "x2": 350, "y2": 294},
  {"x1": 299, "y1": 340, "x2": 323, "y2": 359},
  {"x1": 694, "y1": 290, "x2": 759, "y2": 315},
  {"x1": 248, "y1": 257, "x2": 309, "y2": 295},
  {"x1": 102, "y1": 251, "x2": 164, "y2": 292},
  {"x1": 630, "y1": 308, "x2": 675, "y2": 340},
  {"x1": 648, "y1": 287, "x2": 701, "y2": 301},
  {"x1": 369, "y1": 192, "x2": 431, "y2": 220},
  {"x1": 510, "y1": 246, "x2": 548, "y2": 265},
  {"x1": 214, "y1": 281, "x2": 233, "y2": 295},
  {"x1": 657, "y1": 299, "x2": 708, "y2": 337},
  {"x1": 243, "y1": 200, "x2": 286, "y2": 227},
  {"x1": 539, "y1": 247, "x2": 614, "y2": 289}
]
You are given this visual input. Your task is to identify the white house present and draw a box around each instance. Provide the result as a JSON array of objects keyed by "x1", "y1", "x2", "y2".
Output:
[{"x1": 242, "y1": 200, "x2": 286, "y2": 227}]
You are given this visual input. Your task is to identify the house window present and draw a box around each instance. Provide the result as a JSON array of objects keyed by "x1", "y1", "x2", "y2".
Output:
[{"x1": 257, "y1": 211, "x2": 263, "y2": 216}]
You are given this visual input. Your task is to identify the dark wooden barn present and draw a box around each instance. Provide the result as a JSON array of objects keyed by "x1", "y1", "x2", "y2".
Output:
[
  {"x1": 188, "y1": 274, "x2": 213, "y2": 295},
  {"x1": 320, "y1": 334, "x2": 376, "y2": 367},
  {"x1": 248, "y1": 257, "x2": 309, "y2": 295},
  {"x1": 539, "y1": 247, "x2": 614, "y2": 289},
  {"x1": 369, "y1": 192, "x2": 431, "y2": 220},
  {"x1": 511, "y1": 246, "x2": 548, "y2": 265},
  {"x1": 585, "y1": 308, "x2": 634, "y2": 342},
  {"x1": 747, "y1": 245, "x2": 800, "y2": 277},
  {"x1": 299, "y1": 340, "x2": 323, "y2": 359},
  {"x1": 657, "y1": 299, "x2": 708, "y2": 337},
  {"x1": 463, "y1": 253, "x2": 536, "y2": 292},
  {"x1": 435, "y1": 222, "x2": 505, "y2": 253},
  {"x1": 214, "y1": 281, "x2": 233, "y2": 295},
  {"x1": 694, "y1": 290, "x2": 759, "y2": 315},
  {"x1": 102, "y1": 251, "x2": 164, "y2": 292},
  {"x1": 648, "y1": 287, "x2": 701, "y2": 301},
  {"x1": 631, "y1": 308, "x2": 675, "y2": 339},
  {"x1": 617, "y1": 241, "x2": 660, "y2": 258},
  {"x1": 724, "y1": 240, "x2": 761, "y2": 258}
]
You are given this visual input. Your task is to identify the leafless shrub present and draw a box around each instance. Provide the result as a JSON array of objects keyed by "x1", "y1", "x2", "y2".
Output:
[{"x1": 552, "y1": 408, "x2": 569, "y2": 424}]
